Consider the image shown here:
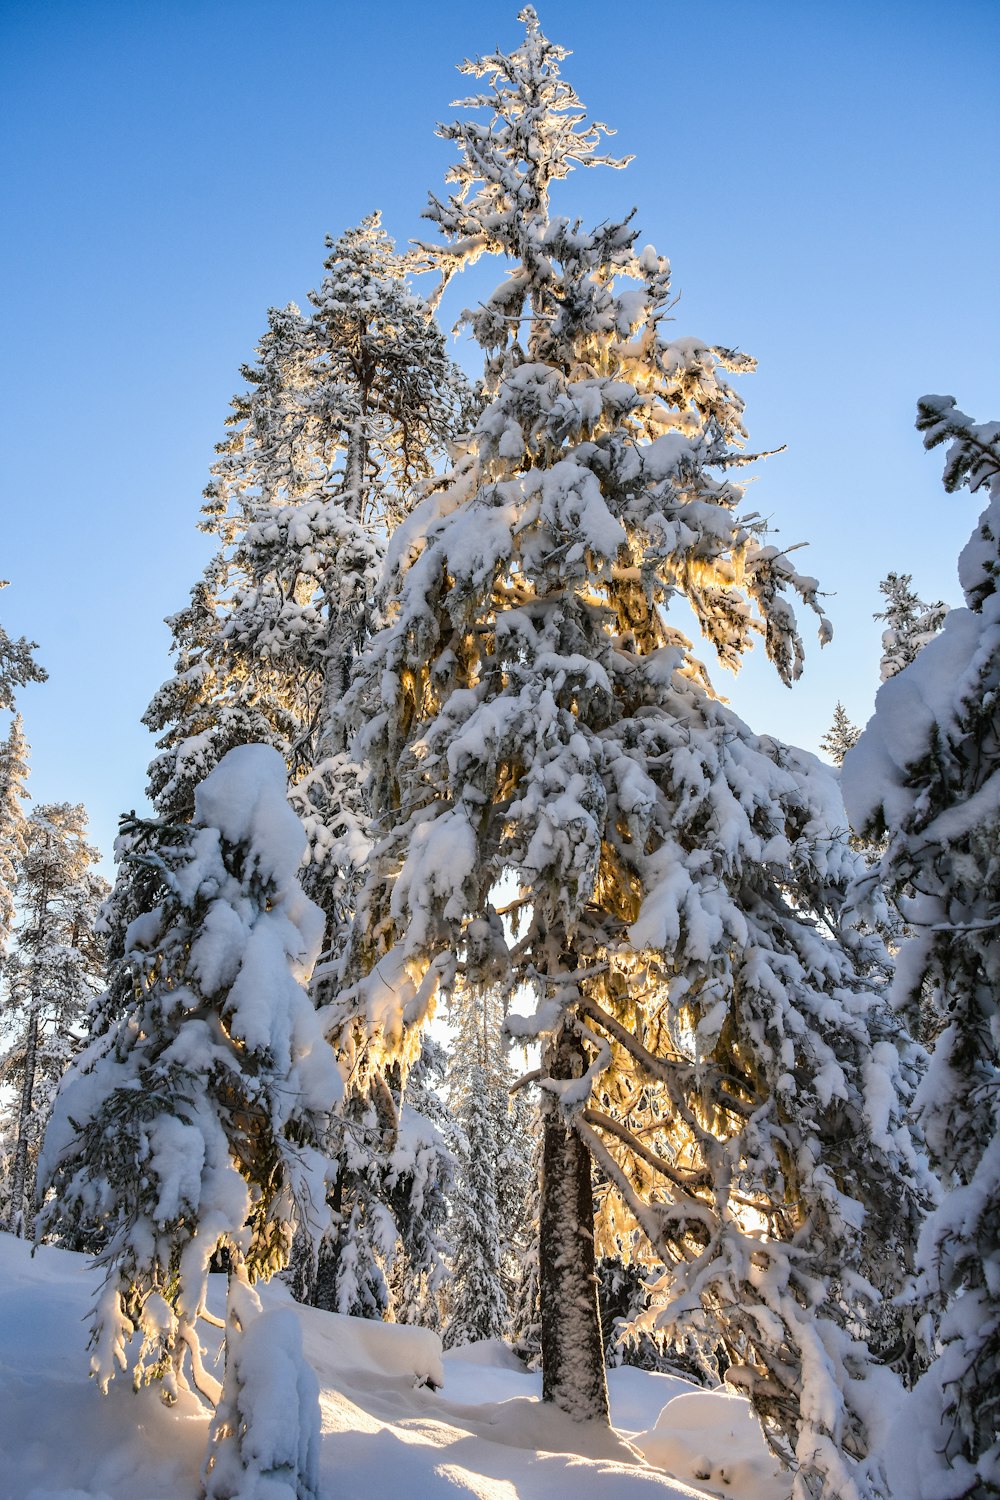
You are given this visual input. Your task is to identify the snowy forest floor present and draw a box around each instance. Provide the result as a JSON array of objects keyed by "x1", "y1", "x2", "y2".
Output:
[{"x1": 0, "y1": 1233, "x2": 793, "y2": 1500}]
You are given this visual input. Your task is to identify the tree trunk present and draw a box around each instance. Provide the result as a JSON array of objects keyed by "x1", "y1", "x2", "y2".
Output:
[
  {"x1": 8, "y1": 1002, "x2": 39, "y2": 1236},
  {"x1": 539, "y1": 1021, "x2": 609, "y2": 1424},
  {"x1": 316, "y1": 416, "x2": 369, "y2": 761}
]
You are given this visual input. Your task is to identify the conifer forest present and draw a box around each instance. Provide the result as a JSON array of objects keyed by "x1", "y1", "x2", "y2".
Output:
[{"x1": 1, "y1": 8, "x2": 998, "y2": 1500}]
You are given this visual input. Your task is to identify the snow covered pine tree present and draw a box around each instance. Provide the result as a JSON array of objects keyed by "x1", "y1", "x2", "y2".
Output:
[
  {"x1": 820, "y1": 702, "x2": 861, "y2": 767},
  {"x1": 40, "y1": 746, "x2": 341, "y2": 1500},
  {"x1": 874, "y1": 571, "x2": 948, "y2": 684},
  {"x1": 0, "y1": 585, "x2": 45, "y2": 955},
  {"x1": 145, "y1": 212, "x2": 467, "y2": 865},
  {"x1": 330, "y1": 11, "x2": 926, "y2": 1497},
  {"x1": 0, "y1": 801, "x2": 107, "y2": 1237},
  {"x1": 111, "y1": 216, "x2": 468, "y2": 1320},
  {"x1": 444, "y1": 982, "x2": 533, "y2": 1348},
  {"x1": 843, "y1": 397, "x2": 1000, "y2": 1499}
]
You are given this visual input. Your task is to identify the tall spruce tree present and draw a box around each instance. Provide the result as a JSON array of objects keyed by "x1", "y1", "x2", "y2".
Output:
[
  {"x1": 874, "y1": 571, "x2": 948, "y2": 682},
  {"x1": 137, "y1": 219, "x2": 470, "y2": 1018},
  {"x1": 0, "y1": 802, "x2": 107, "y2": 1236},
  {"x1": 330, "y1": 11, "x2": 925, "y2": 1494},
  {"x1": 843, "y1": 397, "x2": 1000, "y2": 1498},
  {"x1": 40, "y1": 747, "x2": 338, "y2": 1500}
]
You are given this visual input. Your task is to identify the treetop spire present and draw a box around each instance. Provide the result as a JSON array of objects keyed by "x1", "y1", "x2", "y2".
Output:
[{"x1": 423, "y1": 6, "x2": 632, "y2": 303}]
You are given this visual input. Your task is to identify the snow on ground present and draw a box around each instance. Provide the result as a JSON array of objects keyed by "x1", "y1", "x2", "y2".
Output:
[{"x1": 0, "y1": 1233, "x2": 789, "y2": 1500}]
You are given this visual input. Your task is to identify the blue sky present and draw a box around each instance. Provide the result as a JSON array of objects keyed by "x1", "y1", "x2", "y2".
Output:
[{"x1": 2, "y1": 0, "x2": 997, "y2": 870}]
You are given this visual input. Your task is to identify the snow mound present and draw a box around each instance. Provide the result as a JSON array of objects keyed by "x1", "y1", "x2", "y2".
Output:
[
  {"x1": 635, "y1": 1390, "x2": 788, "y2": 1500},
  {"x1": 445, "y1": 1337, "x2": 527, "y2": 1371},
  {"x1": 298, "y1": 1301, "x2": 445, "y2": 1390}
]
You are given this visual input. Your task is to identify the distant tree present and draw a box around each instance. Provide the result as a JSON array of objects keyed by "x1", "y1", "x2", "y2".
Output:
[
  {"x1": 297, "y1": 1036, "x2": 456, "y2": 1326},
  {"x1": 385, "y1": 1038, "x2": 456, "y2": 1329},
  {"x1": 0, "y1": 592, "x2": 45, "y2": 970},
  {"x1": 596, "y1": 1256, "x2": 683, "y2": 1373},
  {"x1": 0, "y1": 802, "x2": 107, "y2": 1236},
  {"x1": 444, "y1": 982, "x2": 530, "y2": 1349},
  {"x1": 843, "y1": 396, "x2": 1000, "y2": 1498},
  {"x1": 330, "y1": 13, "x2": 926, "y2": 1496},
  {"x1": 820, "y1": 701, "x2": 861, "y2": 766},
  {"x1": 509, "y1": 1134, "x2": 543, "y2": 1368},
  {"x1": 0, "y1": 720, "x2": 32, "y2": 1236},
  {"x1": 301, "y1": 1090, "x2": 396, "y2": 1319},
  {"x1": 497, "y1": 1065, "x2": 537, "y2": 1311},
  {"x1": 874, "y1": 571, "x2": 948, "y2": 682},
  {"x1": 0, "y1": 713, "x2": 30, "y2": 952}
]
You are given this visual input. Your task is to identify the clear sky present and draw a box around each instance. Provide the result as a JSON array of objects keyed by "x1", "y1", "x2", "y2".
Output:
[{"x1": 2, "y1": 0, "x2": 997, "y2": 871}]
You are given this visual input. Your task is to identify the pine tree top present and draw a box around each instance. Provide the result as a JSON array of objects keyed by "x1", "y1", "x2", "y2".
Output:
[
  {"x1": 820, "y1": 701, "x2": 861, "y2": 766},
  {"x1": 425, "y1": 6, "x2": 631, "y2": 277},
  {"x1": 874, "y1": 570, "x2": 947, "y2": 682}
]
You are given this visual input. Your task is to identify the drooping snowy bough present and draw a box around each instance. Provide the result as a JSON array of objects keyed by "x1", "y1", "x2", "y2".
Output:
[
  {"x1": 327, "y1": 10, "x2": 926, "y2": 1497},
  {"x1": 40, "y1": 745, "x2": 340, "y2": 1500},
  {"x1": 843, "y1": 398, "x2": 1000, "y2": 1500}
]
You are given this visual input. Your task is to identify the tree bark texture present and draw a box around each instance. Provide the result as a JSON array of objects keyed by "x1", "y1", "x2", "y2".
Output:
[{"x1": 539, "y1": 1020, "x2": 609, "y2": 1424}]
